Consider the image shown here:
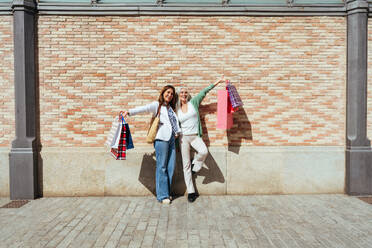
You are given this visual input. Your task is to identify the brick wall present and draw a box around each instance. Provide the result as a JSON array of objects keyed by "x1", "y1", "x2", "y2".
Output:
[
  {"x1": 38, "y1": 16, "x2": 346, "y2": 147},
  {"x1": 0, "y1": 17, "x2": 14, "y2": 147}
]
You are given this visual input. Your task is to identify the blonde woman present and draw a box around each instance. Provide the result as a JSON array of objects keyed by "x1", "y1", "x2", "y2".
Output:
[{"x1": 177, "y1": 76, "x2": 225, "y2": 202}]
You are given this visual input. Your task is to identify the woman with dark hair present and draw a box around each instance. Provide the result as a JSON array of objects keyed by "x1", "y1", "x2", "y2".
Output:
[{"x1": 122, "y1": 85, "x2": 181, "y2": 204}]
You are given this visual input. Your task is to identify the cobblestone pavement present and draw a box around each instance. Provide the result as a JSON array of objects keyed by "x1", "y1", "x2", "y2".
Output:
[
  {"x1": 0, "y1": 198, "x2": 10, "y2": 207},
  {"x1": 0, "y1": 195, "x2": 371, "y2": 248}
]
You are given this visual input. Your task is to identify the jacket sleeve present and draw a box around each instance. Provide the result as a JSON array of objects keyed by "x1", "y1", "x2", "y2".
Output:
[
  {"x1": 129, "y1": 101, "x2": 159, "y2": 116},
  {"x1": 190, "y1": 84, "x2": 215, "y2": 107}
]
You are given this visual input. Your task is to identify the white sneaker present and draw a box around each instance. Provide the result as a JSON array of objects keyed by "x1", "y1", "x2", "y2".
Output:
[{"x1": 161, "y1": 198, "x2": 171, "y2": 204}]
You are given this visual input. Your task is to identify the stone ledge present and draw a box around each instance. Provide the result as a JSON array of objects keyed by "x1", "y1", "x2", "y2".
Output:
[
  {"x1": 0, "y1": 148, "x2": 10, "y2": 196},
  {"x1": 0, "y1": 146, "x2": 345, "y2": 196}
]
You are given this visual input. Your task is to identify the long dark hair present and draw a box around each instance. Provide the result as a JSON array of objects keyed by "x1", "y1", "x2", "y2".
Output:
[{"x1": 158, "y1": 85, "x2": 176, "y2": 110}]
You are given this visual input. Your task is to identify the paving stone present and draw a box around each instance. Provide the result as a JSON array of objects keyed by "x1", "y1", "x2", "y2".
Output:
[
  {"x1": 0, "y1": 195, "x2": 371, "y2": 247},
  {"x1": 0, "y1": 198, "x2": 11, "y2": 207}
]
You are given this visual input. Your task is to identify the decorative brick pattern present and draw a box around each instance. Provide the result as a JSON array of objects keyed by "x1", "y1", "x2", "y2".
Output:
[
  {"x1": 38, "y1": 16, "x2": 346, "y2": 147},
  {"x1": 0, "y1": 17, "x2": 14, "y2": 147}
]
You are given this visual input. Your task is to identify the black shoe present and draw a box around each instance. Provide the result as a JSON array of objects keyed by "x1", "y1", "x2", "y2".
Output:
[
  {"x1": 191, "y1": 164, "x2": 196, "y2": 175},
  {"x1": 188, "y1": 193, "x2": 197, "y2": 203}
]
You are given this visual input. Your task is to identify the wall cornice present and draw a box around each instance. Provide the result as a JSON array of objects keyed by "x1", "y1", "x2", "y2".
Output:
[
  {"x1": 347, "y1": 0, "x2": 368, "y2": 15},
  {"x1": 0, "y1": 3, "x2": 11, "y2": 15},
  {"x1": 0, "y1": 1, "x2": 351, "y2": 16},
  {"x1": 37, "y1": 3, "x2": 347, "y2": 16},
  {"x1": 35, "y1": 5, "x2": 347, "y2": 16}
]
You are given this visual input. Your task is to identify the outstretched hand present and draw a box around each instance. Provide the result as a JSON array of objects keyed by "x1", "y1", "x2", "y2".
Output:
[
  {"x1": 121, "y1": 111, "x2": 129, "y2": 118},
  {"x1": 214, "y1": 75, "x2": 227, "y2": 86}
]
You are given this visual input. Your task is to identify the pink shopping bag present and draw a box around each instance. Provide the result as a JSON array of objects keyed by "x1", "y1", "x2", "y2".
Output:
[{"x1": 217, "y1": 89, "x2": 233, "y2": 130}]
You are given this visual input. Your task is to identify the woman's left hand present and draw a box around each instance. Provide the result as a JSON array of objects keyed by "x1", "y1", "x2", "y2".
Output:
[{"x1": 214, "y1": 75, "x2": 225, "y2": 86}]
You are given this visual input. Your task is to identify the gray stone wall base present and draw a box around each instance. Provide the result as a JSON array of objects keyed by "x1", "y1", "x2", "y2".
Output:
[
  {"x1": 0, "y1": 148, "x2": 10, "y2": 196},
  {"x1": 27, "y1": 146, "x2": 346, "y2": 197},
  {"x1": 9, "y1": 148, "x2": 39, "y2": 199},
  {"x1": 346, "y1": 148, "x2": 372, "y2": 195},
  {"x1": 0, "y1": 146, "x2": 347, "y2": 196}
]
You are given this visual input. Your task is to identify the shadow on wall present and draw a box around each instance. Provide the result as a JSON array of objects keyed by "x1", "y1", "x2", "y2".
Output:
[
  {"x1": 199, "y1": 102, "x2": 217, "y2": 147},
  {"x1": 138, "y1": 148, "x2": 225, "y2": 197},
  {"x1": 195, "y1": 151, "x2": 225, "y2": 184},
  {"x1": 199, "y1": 103, "x2": 252, "y2": 154},
  {"x1": 138, "y1": 151, "x2": 187, "y2": 197},
  {"x1": 138, "y1": 152, "x2": 157, "y2": 196},
  {"x1": 175, "y1": 151, "x2": 225, "y2": 196},
  {"x1": 227, "y1": 107, "x2": 252, "y2": 154}
]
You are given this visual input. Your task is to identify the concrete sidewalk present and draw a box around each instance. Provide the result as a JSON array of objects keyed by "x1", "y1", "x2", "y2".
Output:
[{"x1": 0, "y1": 195, "x2": 371, "y2": 248}]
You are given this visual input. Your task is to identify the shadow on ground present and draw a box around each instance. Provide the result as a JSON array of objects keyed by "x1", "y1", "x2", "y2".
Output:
[{"x1": 138, "y1": 149, "x2": 225, "y2": 198}]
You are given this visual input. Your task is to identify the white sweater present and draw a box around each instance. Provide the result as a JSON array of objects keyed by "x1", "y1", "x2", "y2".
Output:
[
  {"x1": 129, "y1": 101, "x2": 181, "y2": 141},
  {"x1": 177, "y1": 102, "x2": 198, "y2": 135}
]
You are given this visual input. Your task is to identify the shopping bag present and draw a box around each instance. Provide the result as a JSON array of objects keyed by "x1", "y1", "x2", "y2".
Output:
[
  {"x1": 146, "y1": 104, "x2": 161, "y2": 144},
  {"x1": 106, "y1": 116, "x2": 122, "y2": 148},
  {"x1": 123, "y1": 117, "x2": 134, "y2": 150},
  {"x1": 217, "y1": 89, "x2": 233, "y2": 130},
  {"x1": 111, "y1": 121, "x2": 127, "y2": 160},
  {"x1": 226, "y1": 80, "x2": 243, "y2": 110}
]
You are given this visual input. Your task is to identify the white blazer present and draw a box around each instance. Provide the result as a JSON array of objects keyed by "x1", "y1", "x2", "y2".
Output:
[{"x1": 129, "y1": 101, "x2": 181, "y2": 141}]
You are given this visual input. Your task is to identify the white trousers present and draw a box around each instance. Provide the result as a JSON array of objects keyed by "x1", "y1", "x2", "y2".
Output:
[{"x1": 179, "y1": 134, "x2": 208, "y2": 193}]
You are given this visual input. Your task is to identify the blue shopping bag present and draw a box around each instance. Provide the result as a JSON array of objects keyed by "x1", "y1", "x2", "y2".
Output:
[{"x1": 122, "y1": 116, "x2": 134, "y2": 150}]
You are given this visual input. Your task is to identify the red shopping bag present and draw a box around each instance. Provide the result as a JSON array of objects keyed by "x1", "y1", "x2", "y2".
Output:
[{"x1": 217, "y1": 89, "x2": 233, "y2": 130}]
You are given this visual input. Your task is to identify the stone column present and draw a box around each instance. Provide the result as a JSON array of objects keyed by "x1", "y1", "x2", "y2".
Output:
[
  {"x1": 346, "y1": 0, "x2": 372, "y2": 195},
  {"x1": 9, "y1": 0, "x2": 40, "y2": 199}
]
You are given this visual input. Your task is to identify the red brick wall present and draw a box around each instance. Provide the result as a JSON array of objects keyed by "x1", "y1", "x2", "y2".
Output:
[
  {"x1": 38, "y1": 16, "x2": 346, "y2": 147},
  {"x1": 0, "y1": 17, "x2": 14, "y2": 147}
]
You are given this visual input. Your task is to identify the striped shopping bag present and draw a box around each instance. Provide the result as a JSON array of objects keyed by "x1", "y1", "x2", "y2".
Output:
[
  {"x1": 106, "y1": 115, "x2": 128, "y2": 160},
  {"x1": 111, "y1": 117, "x2": 127, "y2": 160},
  {"x1": 226, "y1": 80, "x2": 243, "y2": 111},
  {"x1": 106, "y1": 116, "x2": 122, "y2": 148}
]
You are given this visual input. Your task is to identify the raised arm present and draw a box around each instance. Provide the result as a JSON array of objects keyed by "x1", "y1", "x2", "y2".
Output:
[
  {"x1": 213, "y1": 75, "x2": 225, "y2": 87},
  {"x1": 122, "y1": 101, "x2": 159, "y2": 118},
  {"x1": 191, "y1": 75, "x2": 226, "y2": 107}
]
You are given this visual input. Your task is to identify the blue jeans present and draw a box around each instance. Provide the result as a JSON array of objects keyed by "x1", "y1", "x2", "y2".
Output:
[{"x1": 154, "y1": 135, "x2": 176, "y2": 202}]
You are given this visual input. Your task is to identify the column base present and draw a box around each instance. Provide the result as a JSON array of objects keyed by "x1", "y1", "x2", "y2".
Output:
[
  {"x1": 346, "y1": 148, "x2": 372, "y2": 195},
  {"x1": 9, "y1": 148, "x2": 40, "y2": 200}
]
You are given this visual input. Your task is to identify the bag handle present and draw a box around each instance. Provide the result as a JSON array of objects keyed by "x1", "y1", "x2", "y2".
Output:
[
  {"x1": 155, "y1": 102, "x2": 161, "y2": 118},
  {"x1": 119, "y1": 112, "x2": 127, "y2": 124},
  {"x1": 225, "y1": 79, "x2": 231, "y2": 89}
]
